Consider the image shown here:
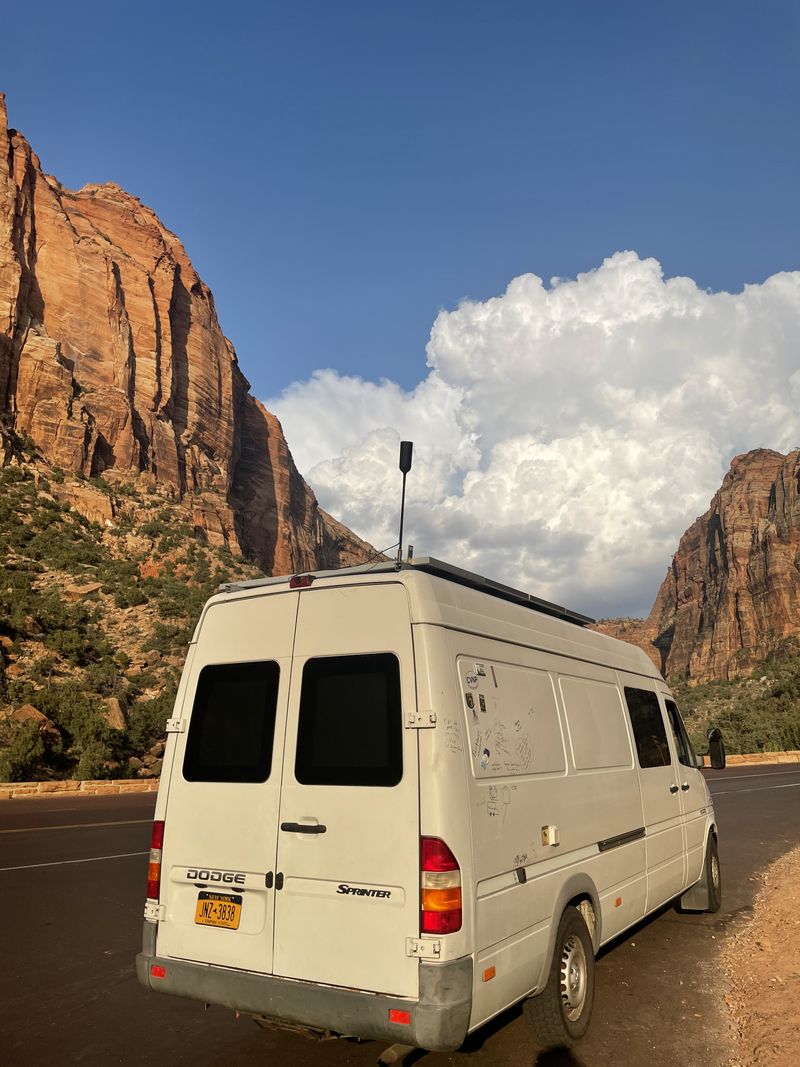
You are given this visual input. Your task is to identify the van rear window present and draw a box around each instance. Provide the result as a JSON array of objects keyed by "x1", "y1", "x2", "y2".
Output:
[
  {"x1": 183, "y1": 661, "x2": 280, "y2": 783},
  {"x1": 294, "y1": 653, "x2": 402, "y2": 787},
  {"x1": 624, "y1": 688, "x2": 671, "y2": 769}
]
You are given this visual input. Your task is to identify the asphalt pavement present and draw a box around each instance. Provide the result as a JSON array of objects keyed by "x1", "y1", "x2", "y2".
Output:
[{"x1": 1, "y1": 764, "x2": 799, "y2": 1067}]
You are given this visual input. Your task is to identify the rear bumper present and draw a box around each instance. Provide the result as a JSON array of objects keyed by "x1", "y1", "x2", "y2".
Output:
[{"x1": 136, "y1": 924, "x2": 472, "y2": 1052}]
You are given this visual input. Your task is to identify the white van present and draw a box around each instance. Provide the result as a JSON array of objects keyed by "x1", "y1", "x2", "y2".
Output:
[{"x1": 136, "y1": 558, "x2": 720, "y2": 1051}]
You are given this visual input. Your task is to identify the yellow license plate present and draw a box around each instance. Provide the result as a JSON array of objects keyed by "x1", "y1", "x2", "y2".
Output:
[{"x1": 194, "y1": 891, "x2": 242, "y2": 930}]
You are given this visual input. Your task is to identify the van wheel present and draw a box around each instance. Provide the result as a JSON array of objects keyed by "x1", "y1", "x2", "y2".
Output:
[
  {"x1": 523, "y1": 906, "x2": 595, "y2": 1048},
  {"x1": 705, "y1": 835, "x2": 722, "y2": 913}
]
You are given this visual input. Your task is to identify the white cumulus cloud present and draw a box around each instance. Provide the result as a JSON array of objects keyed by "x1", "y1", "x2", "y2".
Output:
[{"x1": 266, "y1": 252, "x2": 800, "y2": 618}]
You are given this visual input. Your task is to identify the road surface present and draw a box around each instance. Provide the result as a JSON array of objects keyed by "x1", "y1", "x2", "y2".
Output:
[{"x1": 2, "y1": 763, "x2": 799, "y2": 1066}]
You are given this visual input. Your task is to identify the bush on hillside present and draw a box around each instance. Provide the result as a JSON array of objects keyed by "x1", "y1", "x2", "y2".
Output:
[
  {"x1": 128, "y1": 688, "x2": 176, "y2": 752},
  {"x1": 0, "y1": 720, "x2": 47, "y2": 782}
]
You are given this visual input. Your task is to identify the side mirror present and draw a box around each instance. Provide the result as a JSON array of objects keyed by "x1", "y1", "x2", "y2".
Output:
[{"x1": 696, "y1": 754, "x2": 705, "y2": 769}]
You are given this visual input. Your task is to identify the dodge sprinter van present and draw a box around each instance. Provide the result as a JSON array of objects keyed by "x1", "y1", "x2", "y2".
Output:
[{"x1": 136, "y1": 558, "x2": 721, "y2": 1051}]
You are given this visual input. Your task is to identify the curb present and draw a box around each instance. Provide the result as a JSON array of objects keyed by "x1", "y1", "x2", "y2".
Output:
[
  {"x1": 0, "y1": 778, "x2": 160, "y2": 800},
  {"x1": 698, "y1": 750, "x2": 800, "y2": 767}
]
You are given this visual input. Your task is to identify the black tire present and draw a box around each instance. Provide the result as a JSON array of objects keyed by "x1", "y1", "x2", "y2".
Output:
[
  {"x1": 705, "y1": 834, "x2": 722, "y2": 913},
  {"x1": 523, "y1": 905, "x2": 595, "y2": 1048}
]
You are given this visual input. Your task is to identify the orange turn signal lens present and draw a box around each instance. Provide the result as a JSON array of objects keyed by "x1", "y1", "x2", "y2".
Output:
[{"x1": 421, "y1": 886, "x2": 462, "y2": 913}]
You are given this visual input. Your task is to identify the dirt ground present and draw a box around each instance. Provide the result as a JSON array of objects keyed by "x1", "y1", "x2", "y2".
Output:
[{"x1": 723, "y1": 845, "x2": 800, "y2": 1066}]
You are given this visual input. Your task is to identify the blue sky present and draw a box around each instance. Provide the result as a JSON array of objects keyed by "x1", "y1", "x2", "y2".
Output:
[
  {"x1": 4, "y1": 1, "x2": 800, "y2": 614},
  {"x1": 4, "y1": 0, "x2": 798, "y2": 397}
]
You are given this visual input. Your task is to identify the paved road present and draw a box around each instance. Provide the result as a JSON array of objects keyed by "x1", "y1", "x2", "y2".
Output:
[{"x1": 2, "y1": 764, "x2": 799, "y2": 1067}]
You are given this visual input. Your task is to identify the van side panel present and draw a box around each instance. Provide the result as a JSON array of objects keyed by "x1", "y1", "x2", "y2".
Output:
[{"x1": 433, "y1": 634, "x2": 646, "y2": 1031}]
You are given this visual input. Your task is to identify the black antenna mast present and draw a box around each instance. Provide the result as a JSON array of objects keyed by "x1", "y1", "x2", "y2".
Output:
[{"x1": 396, "y1": 441, "x2": 413, "y2": 567}]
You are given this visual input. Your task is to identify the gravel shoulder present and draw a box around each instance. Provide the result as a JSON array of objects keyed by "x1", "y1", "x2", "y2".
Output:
[{"x1": 723, "y1": 845, "x2": 800, "y2": 1066}]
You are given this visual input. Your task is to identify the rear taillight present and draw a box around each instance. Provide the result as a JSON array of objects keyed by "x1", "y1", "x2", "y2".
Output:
[
  {"x1": 147, "y1": 820, "x2": 165, "y2": 899},
  {"x1": 421, "y1": 836, "x2": 462, "y2": 934}
]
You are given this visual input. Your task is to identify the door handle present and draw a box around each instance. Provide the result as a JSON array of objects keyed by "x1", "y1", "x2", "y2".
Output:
[
  {"x1": 669, "y1": 784, "x2": 679, "y2": 794},
  {"x1": 681, "y1": 783, "x2": 690, "y2": 791},
  {"x1": 280, "y1": 821, "x2": 327, "y2": 835}
]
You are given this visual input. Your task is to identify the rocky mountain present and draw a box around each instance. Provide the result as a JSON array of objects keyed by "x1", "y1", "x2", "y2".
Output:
[
  {"x1": 0, "y1": 93, "x2": 371, "y2": 574},
  {"x1": 596, "y1": 448, "x2": 800, "y2": 684}
]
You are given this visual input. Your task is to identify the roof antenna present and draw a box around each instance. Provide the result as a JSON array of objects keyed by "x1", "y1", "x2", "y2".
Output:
[{"x1": 396, "y1": 440, "x2": 413, "y2": 568}]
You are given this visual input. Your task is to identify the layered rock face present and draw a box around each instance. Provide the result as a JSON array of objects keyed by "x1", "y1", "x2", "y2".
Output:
[
  {"x1": 596, "y1": 449, "x2": 800, "y2": 683},
  {"x1": 0, "y1": 95, "x2": 370, "y2": 573}
]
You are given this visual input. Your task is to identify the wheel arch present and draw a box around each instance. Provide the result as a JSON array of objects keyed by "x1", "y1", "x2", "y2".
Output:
[{"x1": 532, "y1": 874, "x2": 602, "y2": 994}]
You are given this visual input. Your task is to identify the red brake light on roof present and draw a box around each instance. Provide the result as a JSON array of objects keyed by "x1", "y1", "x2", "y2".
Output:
[
  {"x1": 420, "y1": 836, "x2": 462, "y2": 934},
  {"x1": 289, "y1": 574, "x2": 315, "y2": 589},
  {"x1": 146, "y1": 819, "x2": 165, "y2": 900}
]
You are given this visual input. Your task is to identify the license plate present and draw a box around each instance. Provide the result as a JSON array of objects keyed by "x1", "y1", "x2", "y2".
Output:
[{"x1": 194, "y1": 891, "x2": 242, "y2": 929}]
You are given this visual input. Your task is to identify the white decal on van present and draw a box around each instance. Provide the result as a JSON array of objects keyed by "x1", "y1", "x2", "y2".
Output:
[{"x1": 466, "y1": 672, "x2": 479, "y2": 689}]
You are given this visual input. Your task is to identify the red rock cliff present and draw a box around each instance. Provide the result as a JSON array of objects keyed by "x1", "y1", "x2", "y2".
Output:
[
  {"x1": 0, "y1": 94, "x2": 371, "y2": 573},
  {"x1": 596, "y1": 448, "x2": 800, "y2": 683}
]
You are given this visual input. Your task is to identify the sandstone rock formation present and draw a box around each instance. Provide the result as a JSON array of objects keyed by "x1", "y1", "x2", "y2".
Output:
[
  {"x1": 595, "y1": 449, "x2": 800, "y2": 683},
  {"x1": 0, "y1": 94, "x2": 371, "y2": 574}
]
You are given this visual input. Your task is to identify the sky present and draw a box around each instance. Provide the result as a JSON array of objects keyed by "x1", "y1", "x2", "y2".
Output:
[{"x1": 3, "y1": 0, "x2": 800, "y2": 616}]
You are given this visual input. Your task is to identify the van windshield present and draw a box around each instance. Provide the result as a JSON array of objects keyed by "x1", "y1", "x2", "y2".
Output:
[
  {"x1": 294, "y1": 653, "x2": 402, "y2": 787},
  {"x1": 183, "y1": 661, "x2": 280, "y2": 783}
]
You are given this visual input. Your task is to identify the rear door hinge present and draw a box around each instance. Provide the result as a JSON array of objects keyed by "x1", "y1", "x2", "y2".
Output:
[
  {"x1": 406, "y1": 710, "x2": 436, "y2": 729},
  {"x1": 406, "y1": 937, "x2": 441, "y2": 958},
  {"x1": 144, "y1": 901, "x2": 166, "y2": 922},
  {"x1": 165, "y1": 718, "x2": 186, "y2": 734}
]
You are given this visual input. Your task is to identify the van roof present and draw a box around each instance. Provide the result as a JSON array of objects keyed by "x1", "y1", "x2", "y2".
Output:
[
  {"x1": 214, "y1": 557, "x2": 659, "y2": 681},
  {"x1": 219, "y1": 556, "x2": 594, "y2": 627}
]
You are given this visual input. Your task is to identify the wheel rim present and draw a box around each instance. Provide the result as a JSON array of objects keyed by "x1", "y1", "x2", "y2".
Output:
[{"x1": 559, "y1": 934, "x2": 588, "y2": 1022}]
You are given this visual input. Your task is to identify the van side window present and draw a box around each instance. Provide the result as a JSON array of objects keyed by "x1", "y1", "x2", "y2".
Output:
[
  {"x1": 560, "y1": 676, "x2": 632, "y2": 770},
  {"x1": 183, "y1": 661, "x2": 280, "y2": 783},
  {"x1": 623, "y1": 688, "x2": 672, "y2": 769},
  {"x1": 665, "y1": 699, "x2": 697, "y2": 768},
  {"x1": 295, "y1": 653, "x2": 402, "y2": 787}
]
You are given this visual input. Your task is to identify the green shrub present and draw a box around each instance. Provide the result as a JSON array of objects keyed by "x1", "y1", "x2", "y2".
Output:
[
  {"x1": 113, "y1": 584, "x2": 147, "y2": 608},
  {"x1": 144, "y1": 622, "x2": 183, "y2": 654},
  {"x1": 0, "y1": 720, "x2": 46, "y2": 782},
  {"x1": 128, "y1": 688, "x2": 176, "y2": 751},
  {"x1": 75, "y1": 740, "x2": 114, "y2": 780}
]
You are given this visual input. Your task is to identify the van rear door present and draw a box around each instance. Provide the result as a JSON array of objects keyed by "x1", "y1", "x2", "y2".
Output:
[
  {"x1": 156, "y1": 591, "x2": 298, "y2": 974},
  {"x1": 272, "y1": 582, "x2": 420, "y2": 998}
]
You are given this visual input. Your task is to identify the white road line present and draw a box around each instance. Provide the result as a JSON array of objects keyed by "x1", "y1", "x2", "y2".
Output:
[
  {"x1": 711, "y1": 782, "x2": 800, "y2": 796},
  {"x1": 0, "y1": 819, "x2": 151, "y2": 835},
  {"x1": 0, "y1": 851, "x2": 148, "y2": 872},
  {"x1": 705, "y1": 769, "x2": 800, "y2": 782}
]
